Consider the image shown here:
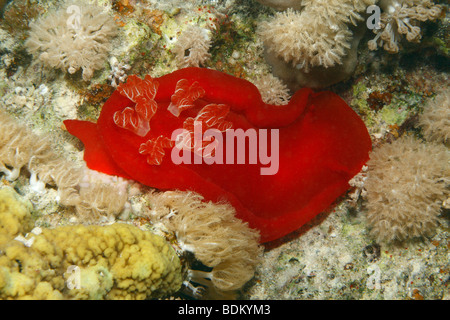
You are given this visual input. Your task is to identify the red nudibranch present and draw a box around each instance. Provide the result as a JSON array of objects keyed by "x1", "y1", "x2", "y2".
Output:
[{"x1": 64, "y1": 67, "x2": 371, "y2": 243}]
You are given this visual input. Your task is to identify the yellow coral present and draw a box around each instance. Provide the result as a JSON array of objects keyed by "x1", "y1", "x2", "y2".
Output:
[
  {"x1": 0, "y1": 187, "x2": 34, "y2": 246},
  {"x1": 0, "y1": 188, "x2": 183, "y2": 300}
]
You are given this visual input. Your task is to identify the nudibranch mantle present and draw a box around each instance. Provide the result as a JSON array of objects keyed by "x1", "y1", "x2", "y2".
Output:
[{"x1": 64, "y1": 67, "x2": 371, "y2": 243}]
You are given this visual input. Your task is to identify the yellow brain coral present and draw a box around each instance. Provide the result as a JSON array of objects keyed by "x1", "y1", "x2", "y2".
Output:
[{"x1": 0, "y1": 187, "x2": 182, "y2": 300}]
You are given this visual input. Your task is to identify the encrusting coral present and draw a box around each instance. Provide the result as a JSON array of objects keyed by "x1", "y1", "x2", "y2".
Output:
[
  {"x1": 0, "y1": 187, "x2": 183, "y2": 299},
  {"x1": 172, "y1": 25, "x2": 212, "y2": 68},
  {"x1": 418, "y1": 90, "x2": 450, "y2": 146},
  {"x1": 25, "y1": 3, "x2": 117, "y2": 81},
  {"x1": 363, "y1": 135, "x2": 449, "y2": 242},
  {"x1": 368, "y1": 0, "x2": 443, "y2": 53},
  {"x1": 145, "y1": 191, "x2": 263, "y2": 296}
]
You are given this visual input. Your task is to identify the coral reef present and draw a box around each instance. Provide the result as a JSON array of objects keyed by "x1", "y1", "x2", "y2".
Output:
[
  {"x1": 0, "y1": 187, "x2": 182, "y2": 299},
  {"x1": 257, "y1": 0, "x2": 376, "y2": 89},
  {"x1": 243, "y1": 198, "x2": 450, "y2": 300},
  {"x1": 1, "y1": 106, "x2": 262, "y2": 297},
  {"x1": 257, "y1": 0, "x2": 444, "y2": 89},
  {"x1": 363, "y1": 135, "x2": 449, "y2": 242},
  {"x1": 172, "y1": 25, "x2": 212, "y2": 68},
  {"x1": 0, "y1": 0, "x2": 448, "y2": 301},
  {"x1": 368, "y1": 0, "x2": 444, "y2": 53},
  {"x1": 25, "y1": 3, "x2": 117, "y2": 81},
  {"x1": 0, "y1": 187, "x2": 34, "y2": 247},
  {"x1": 0, "y1": 108, "x2": 129, "y2": 221},
  {"x1": 145, "y1": 191, "x2": 263, "y2": 296},
  {"x1": 418, "y1": 90, "x2": 450, "y2": 145},
  {"x1": 258, "y1": 1, "x2": 374, "y2": 71}
]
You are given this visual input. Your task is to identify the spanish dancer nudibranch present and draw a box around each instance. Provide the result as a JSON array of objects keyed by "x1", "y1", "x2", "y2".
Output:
[{"x1": 64, "y1": 67, "x2": 371, "y2": 242}]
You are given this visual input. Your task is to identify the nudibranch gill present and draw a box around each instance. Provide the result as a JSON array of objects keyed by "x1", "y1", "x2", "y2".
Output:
[{"x1": 64, "y1": 67, "x2": 371, "y2": 243}]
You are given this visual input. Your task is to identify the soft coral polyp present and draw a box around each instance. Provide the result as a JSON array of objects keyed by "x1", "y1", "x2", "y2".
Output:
[{"x1": 64, "y1": 67, "x2": 371, "y2": 243}]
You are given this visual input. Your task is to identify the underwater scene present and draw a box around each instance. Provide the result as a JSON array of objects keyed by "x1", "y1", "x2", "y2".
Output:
[{"x1": 0, "y1": 0, "x2": 448, "y2": 301}]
